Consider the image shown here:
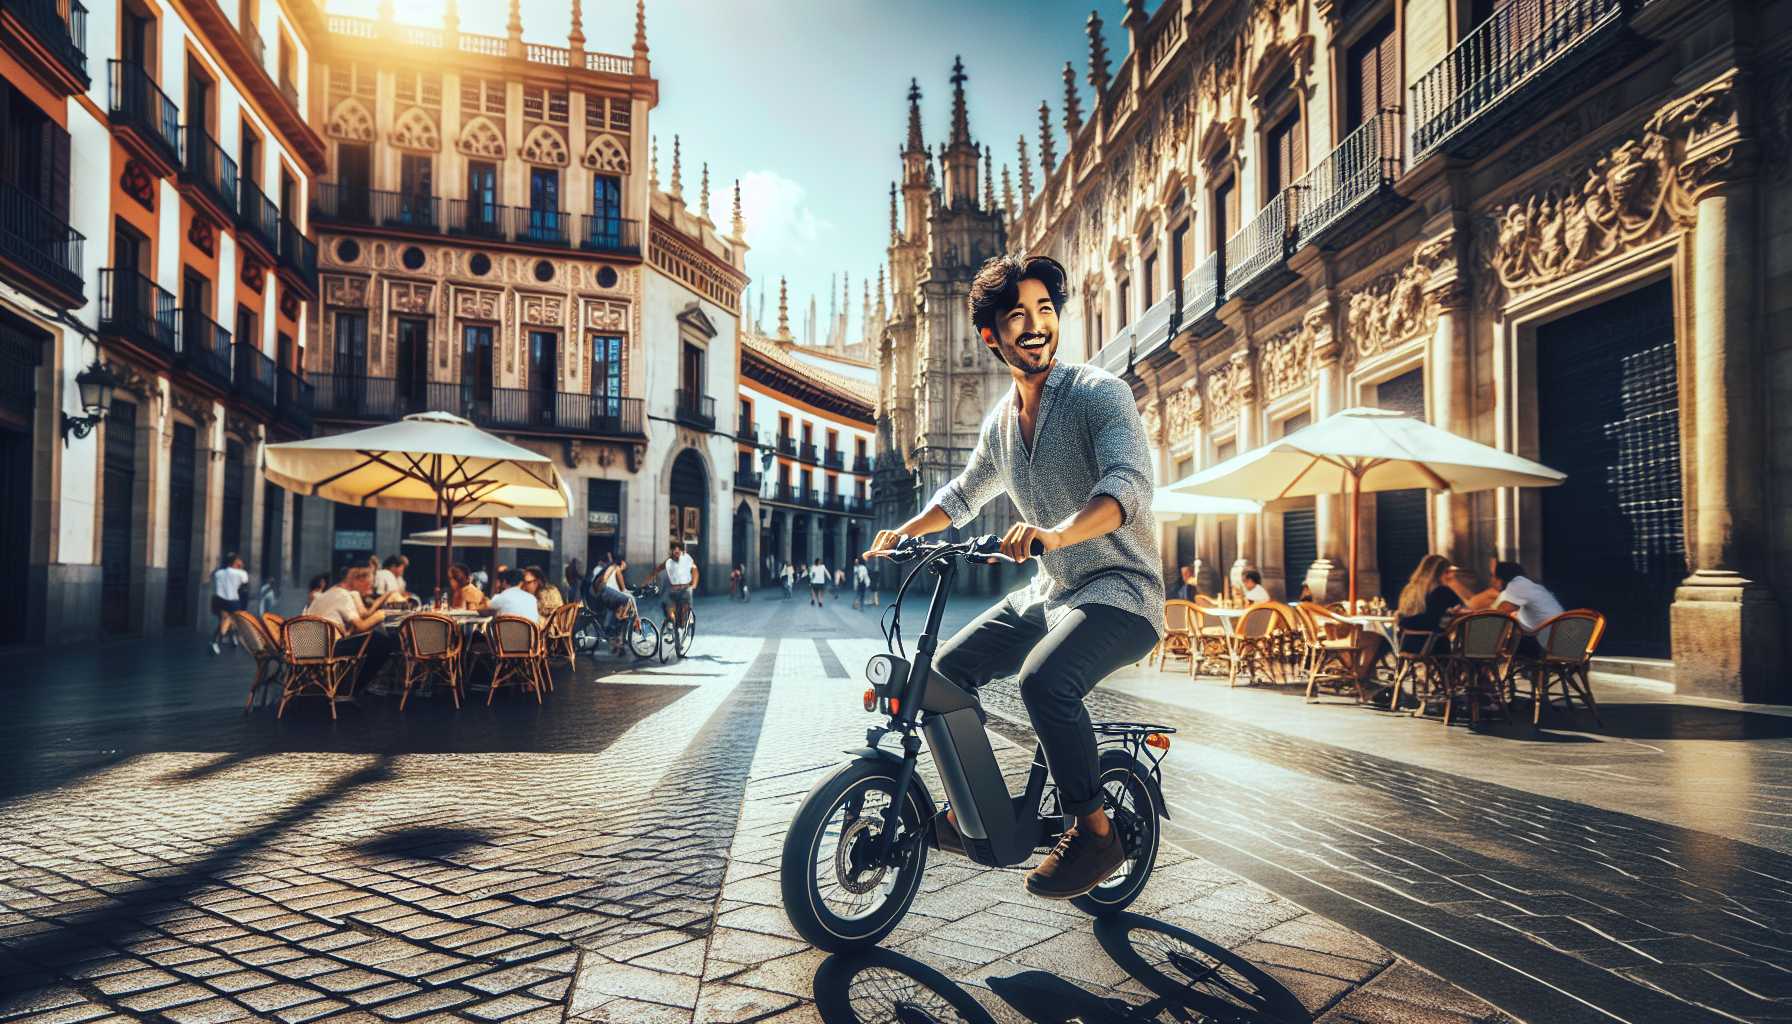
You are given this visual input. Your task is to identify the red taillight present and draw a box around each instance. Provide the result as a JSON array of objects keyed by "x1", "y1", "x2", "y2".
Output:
[
  {"x1": 888, "y1": 698, "x2": 901, "y2": 715},
  {"x1": 1145, "y1": 733, "x2": 1170, "y2": 751},
  {"x1": 863, "y1": 688, "x2": 877, "y2": 712}
]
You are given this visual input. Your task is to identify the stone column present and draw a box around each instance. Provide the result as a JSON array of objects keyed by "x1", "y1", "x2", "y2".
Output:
[
  {"x1": 1668, "y1": 103, "x2": 1782, "y2": 701},
  {"x1": 1306, "y1": 302, "x2": 1348, "y2": 602},
  {"x1": 1427, "y1": 244, "x2": 1472, "y2": 564},
  {"x1": 777, "y1": 511, "x2": 792, "y2": 568},
  {"x1": 1230, "y1": 350, "x2": 1259, "y2": 593}
]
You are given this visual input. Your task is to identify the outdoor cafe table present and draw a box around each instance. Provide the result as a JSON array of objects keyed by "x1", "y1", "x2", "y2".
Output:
[
  {"x1": 1339, "y1": 613, "x2": 1399, "y2": 645},
  {"x1": 367, "y1": 610, "x2": 493, "y2": 698}
]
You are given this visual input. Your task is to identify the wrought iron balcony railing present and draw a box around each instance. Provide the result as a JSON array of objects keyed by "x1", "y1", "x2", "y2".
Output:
[
  {"x1": 1181, "y1": 251, "x2": 1223, "y2": 330},
  {"x1": 277, "y1": 218, "x2": 316, "y2": 285},
  {"x1": 852, "y1": 455, "x2": 873, "y2": 474},
  {"x1": 276, "y1": 367, "x2": 313, "y2": 434},
  {"x1": 1132, "y1": 293, "x2": 1178, "y2": 363},
  {"x1": 1295, "y1": 108, "x2": 1406, "y2": 250},
  {"x1": 516, "y1": 208, "x2": 569, "y2": 246},
  {"x1": 1410, "y1": 0, "x2": 1630, "y2": 159},
  {"x1": 579, "y1": 215, "x2": 641, "y2": 255},
  {"x1": 315, "y1": 184, "x2": 439, "y2": 232},
  {"x1": 823, "y1": 448, "x2": 844, "y2": 470},
  {"x1": 1223, "y1": 189, "x2": 1298, "y2": 303},
  {"x1": 736, "y1": 416, "x2": 755, "y2": 441},
  {"x1": 99, "y1": 268, "x2": 177, "y2": 358},
  {"x1": 734, "y1": 470, "x2": 762, "y2": 490},
  {"x1": 0, "y1": 179, "x2": 83, "y2": 304},
  {"x1": 232, "y1": 341, "x2": 276, "y2": 410},
  {"x1": 799, "y1": 442, "x2": 820, "y2": 464},
  {"x1": 674, "y1": 389, "x2": 716, "y2": 430},
  {"x1": 777, "y1": 434, "x2": 796, "y2": 456},
  {"x1": 180, "y1": 126, "x2": 238, "y2": 219},
  {"x1": 236, "y1": 177, "x2": 279, "y2": 254},
  {"x1": 178, "y1": 307, "x2": 234, "y2": 390},
  {"x1": 310, "y1": 373, "x2": 645, "y2": 436},
  {"x1": 3, "y1": 0, "x2": 88, "y2": 85},
  {"x1": 108, "y1": 60, "x2": 180, "y2": 169},
  {"x1": 1093, "y1": 323, "x2": 1132, "y2": 377}
]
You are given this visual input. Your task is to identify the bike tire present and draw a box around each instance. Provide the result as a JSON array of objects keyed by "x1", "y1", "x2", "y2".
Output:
[
  {"x1": 1070, "y1": 749, "x2": 1161, "y2": 917},
  {"x1": 675, "y1": 613, "x2": 696, "y2": 657},
  {"x1": 781, "y1": 759, "x2": 930, "y2": 952},
  {"x1": 571, "y1": 610, "x2": 600, "y2": 653},
  {"x1": 626, "y1": 617, "x2": 658, "y2": 659},
  {"x1": 657, "y1": 619, "x2": 675, "y2": 663}
]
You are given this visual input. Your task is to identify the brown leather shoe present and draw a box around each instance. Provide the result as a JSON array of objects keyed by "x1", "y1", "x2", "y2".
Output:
[{"x1": 1025, "y1": 824, "x2": 1125, "y2": 900}]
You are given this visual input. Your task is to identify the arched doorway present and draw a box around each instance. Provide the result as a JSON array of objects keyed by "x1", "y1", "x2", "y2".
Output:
[
  {"x1": 732, "y1": 501, "x2": 754, "y2": 584},
  {"x1": 669, "y1": 448, "x2": 709, "y2": 591}
]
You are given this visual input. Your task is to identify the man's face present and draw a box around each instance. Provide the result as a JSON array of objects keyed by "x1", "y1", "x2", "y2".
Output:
[{"x1": 985, "y1": 277, "x2": 1059, "y2": 377}]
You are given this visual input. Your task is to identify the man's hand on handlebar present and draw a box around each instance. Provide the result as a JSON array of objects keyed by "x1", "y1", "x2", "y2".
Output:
[
  {"x1": 1001, "y1": 523, "x2": 1062, "y2": 564},
  {"x1": 864, "y1": 529, "x2": 911, "y2": 560}
]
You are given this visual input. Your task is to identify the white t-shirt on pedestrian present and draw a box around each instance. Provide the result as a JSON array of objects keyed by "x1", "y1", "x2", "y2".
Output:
[
  {"x1": 854, "y1": 564, "x2": 870, "y2": 586},
  {"x1": 809, "y1": 564, "x2": 828, "y2": 585},
  {"x1": 1497, "y1": 575, "x2": 1564, "y2": 642},
  {"x1": 213, "y1": 565, "x2": 248, "y2": 601},
  {"x1": 488, "y1": 586, "x2": 541, "y2": 623},
  {"x1": 662, "y1": 552, "x2": 696, "y2": 587},
  {"x1": 374, "y1": 568, "x2": 401, "y2": 596},
  {"x1": 781, "y1": 565, "x2": 795, "y2": 583},
  {"x1": 1242, "y1": 583, "x2": 1271, "y2": 604}
]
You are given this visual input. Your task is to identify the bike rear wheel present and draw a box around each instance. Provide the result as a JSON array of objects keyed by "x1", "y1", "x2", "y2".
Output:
[
  {"x1": 571, "y1": 610, "x2": 600, "y2": 653},
  {"x1": 625, "y1": 616, "x2": 658, "y2": 658},
  {"x1": 675, "y1": 612, "x2": 696, "y2": 657},
  {"x1": 1070, "y1": 750, "x2": 1161, "y2": 917},
  {"x1": 781, "y1": 759, "x2": 930, "y2": 952}
]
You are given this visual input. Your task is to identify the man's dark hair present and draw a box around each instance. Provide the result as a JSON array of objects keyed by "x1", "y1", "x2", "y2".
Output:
[
  {"x1": 1242, "y1": 569, "x2": 1262, "y2": 585},
  {"x1": 968, "y1": 254, "x2": 1069, "y2": 335},
  {"x1": 383, "y1": 555, "x2": 404, "y2": 569},
  {"x1": 1493, "y1": 561, "x2": 1527, "y2": 584},
  {"x1": 497, "y1": 568, "x2": 525, "y2": 588},
  {"x1": 669, "y1": 540, "x2": 684, "y2": 554}
]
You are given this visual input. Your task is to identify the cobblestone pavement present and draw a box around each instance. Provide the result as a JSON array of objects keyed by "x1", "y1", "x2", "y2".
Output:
[{"x1": 0, "y1": 591, "x2": 1778, "y2": 1023}]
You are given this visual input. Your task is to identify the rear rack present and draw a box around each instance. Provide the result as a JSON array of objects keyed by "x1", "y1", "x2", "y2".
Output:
[{"x1": 1093, "y1": 721, "x2": 1176, "y2": 787}]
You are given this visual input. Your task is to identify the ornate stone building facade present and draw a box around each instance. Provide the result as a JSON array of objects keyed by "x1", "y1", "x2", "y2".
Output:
[
  {"x1": 949, "y1": 0, "x2": 1786, "y2": 701},
  {"x1": 304, "y1": 1, "x2": 747, "y2": 592}
]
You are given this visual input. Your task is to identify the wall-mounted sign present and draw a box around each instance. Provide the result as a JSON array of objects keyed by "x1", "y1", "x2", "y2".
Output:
[
  {"x1": 586, "y1": 510, "x2": 619, "y2": 535},
  {"x1": 333, "y1": 530, "x2": 375, "y2": 551}
]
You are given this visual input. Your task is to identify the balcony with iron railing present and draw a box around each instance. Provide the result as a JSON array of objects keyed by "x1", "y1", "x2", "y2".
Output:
[
  {"x1": 736, "y1": 416, "x2": 756, "y2": 441},
  {"x1": 1410, "y1": 0, "x2": 1638, "y2": 161},
  {"x1": 180, "y1": 126, "x2": 238, "y2": 220},
  {"x1": 1223, "y1": 189, "x2": 1299, "y2": 304},
  {"x1": 734, "y1": 469, "x2": 762, "y2": 491},
  {"x1": 823, "y1": 493, "x2": 845, "y2": 512},
  {"x1": 844, "y1": 496, "x2": 871, "y2": 515},
  {"x1": 107, "y1": 60, "x2": 180, "y2": 171},
  {"x1": 852, "y1": 455, "x2": 873, "y2": 474},
  {"x1": 674, "y1": 389, "x2": 715, "y2": 430},
  {"x1": 99, "y1": 268, "x2": 177, "y2": 359},
  {"x1": 310, "y1": 373, "x2": 645, "y2": 436},
  {"x1": 773, "y1": 482, "x2": 800, "y2": 505},
  {"x1": 276, "y1": 367, "x2": 313, "y2": 435},
  {"x1": 178, "y1": 307, "x2": 234, "y2": 391},
  {"x1": 1294, "y1": 108, "x2": 1407, "y2": 251},
  {"x1": 1180, "y1": 251, "x2": 1223, "y2": 333},
  {"x1": 1132, "y1": 293, "x2": 1179, "y2": 364},
  {"x1": 277, "y1": 217, "x2": 317, "y2": 287},
  {"x1": 232, "y1": 341, "x2": 276, "y2": 412},
  {"x1": 777, "y1": 434, "x2": 796, "y2": 457},
  {"x1": 0, "y1": 179, "x2": 84, "y2": 306},
  {"x1": 315, "y1": 184, "x2": 438, "y2": 232},
  {"x1": 580, "y1": 215, "x2": 641, "y2": 255},
  {"x1": 2, "y1": 0, "x2": 89, "y2": 89},
  {"x1": 236, "y1": 178, "x2": 279, "y2": 255},
  {"x1": 1093, "y1": 323, "x2": 1133, "y2": 377},
  {"x1": 823, "y1": 448, "x2": 844, "y2": 470},
  {"x1": 799, "y1": 442, "x2": 820, "y2": 464}
]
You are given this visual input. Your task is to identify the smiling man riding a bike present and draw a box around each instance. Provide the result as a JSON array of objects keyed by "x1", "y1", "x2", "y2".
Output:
[
  {"x1": 643, "y1": 540, "x2": 698, "y2": 632},
  {"x1": 866, "y1": 253, "x2": 1163, "y2": 901}
]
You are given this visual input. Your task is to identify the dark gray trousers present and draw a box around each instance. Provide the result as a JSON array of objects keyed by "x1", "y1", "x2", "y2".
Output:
[{"x1": 933, "y1": 600, "x2": 1158, "y2": 816}]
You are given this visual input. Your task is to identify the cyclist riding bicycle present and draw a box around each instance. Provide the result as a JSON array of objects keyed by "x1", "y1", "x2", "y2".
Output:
[
  {"x1": 643, "y1": 540, "x2": 698, "y2": 629},
  {"x1": 587, "y1": 557, "x2": 636, "y2": 650},
  {"x1": 865, "y1": 253, "x2": 1163, "y2": 901}
]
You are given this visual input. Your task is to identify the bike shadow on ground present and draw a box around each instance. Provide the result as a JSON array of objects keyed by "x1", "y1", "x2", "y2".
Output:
[{"x1": 812, "y1": 913, "x2": 1311, "y2": 1024}]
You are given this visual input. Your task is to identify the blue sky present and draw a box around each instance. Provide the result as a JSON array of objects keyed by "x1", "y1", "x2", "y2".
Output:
[{"x1": 328, "y1": 1, "x2": 1158, "y2": 346}]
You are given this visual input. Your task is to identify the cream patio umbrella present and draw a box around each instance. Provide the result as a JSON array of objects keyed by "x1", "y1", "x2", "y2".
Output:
[
  {"x1": 402, "y1": 516, "x2": 554, "y2": 552},
  {"x1": 264, "y1": 411, "x2": 570, "y2": 595},
  {"x1": 1169, "y1": 407, "x2": 1566, "y2": 607},
  {"x1": 1150, "y1": 490, "x2": 1262, "y2": 522}
]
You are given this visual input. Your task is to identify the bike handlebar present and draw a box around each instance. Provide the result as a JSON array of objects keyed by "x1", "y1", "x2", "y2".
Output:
[{"x1": 880, "y1": 534, "x2": 1045, "y2": 565}]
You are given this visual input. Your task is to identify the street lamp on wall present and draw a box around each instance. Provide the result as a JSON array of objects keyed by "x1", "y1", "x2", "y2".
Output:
[{"x1": 61, "y1": 359, "x2": 122, "y2": 444}]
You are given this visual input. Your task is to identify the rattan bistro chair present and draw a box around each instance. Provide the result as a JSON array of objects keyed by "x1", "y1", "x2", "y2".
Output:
[
  {"x1": 1228, "y1": 602, "x2": 1296, "y2": 687},
  {"x1": 1294, "y1": 603, "x2": 1365, "y2": 703},
  {"x1": 398, "y1": 613, "x2": 464, "y2": 710},
  {"x1": 1158, "y1": 600, "x2": 1197, "y2": 671},
  {"x1": 232, "y1": 610, "x2": 283, "y2": 711},
  {"x1": 544, "y1": 601, "x2": 582, "y2": 674},
  {"x1": 1509, "y1": 610, "x2": 1606, "y2": 726},
  {"x1": 486, "y1": 615, "x2": 548, "y2": 705},
  {"x1": 1426, "y1": 611, "x2": 1517, "y2": 726},
  {"x1": 1188, "y1": 596, "x2": 1231, "y2": 677},
  {"x1": 276, "y1": 615, "x2": 369, "y2": 720},
  {"x1": 1390, "y1": 628, "x2": 1444, "y2": 713}
]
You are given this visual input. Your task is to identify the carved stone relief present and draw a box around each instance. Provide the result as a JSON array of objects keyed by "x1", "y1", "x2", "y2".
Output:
[
  {"x1": 453, "y1": 287, "x2": 501, "y2": 322},
  {"x1": 389, "y1": 281, "x2": 434, "y2": 315},
  {"x1": 1343, "y1": 235, "x2": 1450, "y2": 362},
  {"x1": 583, "y1": 133, "x2": 630, "y2": 174},
  {"x1": 1258, "y1": 322, "x2": 1310, "y2": 398},
  {"x1": 326, "y1": 99, "x2": 374, "y2": 143},
  {"x1": 390, "y1": 107, "x2": 439, "y2": 152},
  {"x1": 323, "y1": 274, "x2": 370, "y2": 309},
  {"x1": 1164, "y1": 380, "x2": 1201, "y2": 441},
  {"x1": 519, "y1": 293, "x2": 565, "y2": 328},
  {"x1": 458, "y1": 117, "x2": 505, "y2": 159},
  {"x1": 519, "y1": 124, "x2": 570, "y2": 167}
]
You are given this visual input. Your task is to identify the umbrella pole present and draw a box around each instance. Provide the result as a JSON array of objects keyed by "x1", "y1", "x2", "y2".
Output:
[
  {"x1": 434, "y1": 496, "x2": 444, "y2": 601},
  {"x1": 1347, "y1": 471, "x2": 1361, "y2": 610},
  {"x1": 490, "y1": 516, "x2": 500, "y2": 584},
  {"x1": 444, "y1": 505, "x2": 454, "y2": 603}
]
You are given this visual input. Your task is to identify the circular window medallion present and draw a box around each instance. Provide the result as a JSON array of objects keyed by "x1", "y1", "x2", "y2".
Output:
[
  {"x1": 335, "y1": 238, "x2": 360, "y2": 263},
  {"x1": 533, "y1": 259, "x2": 555, "y2": 283},
  {"x1": 469, "y1": 252, "x2": 492, "y2": 276},
  {"x1": 596, "y1": 265, "x2": 619, "y2": 289},
  {"x1": 401, "y1": 246, "x2": 426, "y2": 271}
]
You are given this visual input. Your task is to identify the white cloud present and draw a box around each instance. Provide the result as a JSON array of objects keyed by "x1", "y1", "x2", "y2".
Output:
[{"x1": 737, "y1": 170, "x2": 833, "y2": 252}]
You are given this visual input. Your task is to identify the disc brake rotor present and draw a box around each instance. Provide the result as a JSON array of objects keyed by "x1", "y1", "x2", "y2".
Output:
[{"x1": 834, "y1": 816, "x2": 888, "y2": 895}]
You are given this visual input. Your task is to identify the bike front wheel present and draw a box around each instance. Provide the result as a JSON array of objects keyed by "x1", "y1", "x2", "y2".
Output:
[
  {"x1": 675, "y1": 613, "x2": 696, "y2": 657},
  {"x1": 571, "y1": 610, "x2": 600, "y2": 653},
  {"x1": 1070, "y1": 749, "x2": 1162, "y2": 917},
  {"x1": 781, "y1": 759, "x2": 930, "y2": 952},
  {"x1": 625, "y1": 617, "x2": 658, "y2": 659}
]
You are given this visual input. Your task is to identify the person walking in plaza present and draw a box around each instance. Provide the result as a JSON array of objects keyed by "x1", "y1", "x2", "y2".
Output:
[
  {"x1": 808, "y1": 558, "x2": 828, "y2": 606},
  {"x1": 852, "y1": 557, "x2": 871, "y2": 610},
  {"x1": 865, "y1": 253, "x2": 1162, "y2": 900},
  {"x1": 781, "y1": 561, "x2": 795, "y2": 599},
  {"x1": 832, "y1": 565, "x2": 845, "y2": 598},
  {"x1": 210, "y1": 553, "x2": 249, "y2": 655}
]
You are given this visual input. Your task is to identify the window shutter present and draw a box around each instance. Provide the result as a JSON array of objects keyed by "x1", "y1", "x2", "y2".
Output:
[
  {"x1": 46, "y1": 122, "x2": 71, "y2": 224},
  {"x1": 0, "y1": 80, "x2": 16, "y2": 186},
  {"x1": 1377, "y1": 19, "x2": 1399, "y2": 116},
  {"x1": 1289, "y1": 110, "x2": 1305, "y2": 182}
]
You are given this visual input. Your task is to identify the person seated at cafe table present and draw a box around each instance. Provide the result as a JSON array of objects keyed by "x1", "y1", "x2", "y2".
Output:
[
  {"x1": 304, "y1": 566, "x2": 399, "y2": 688},
  {"x1": 1240, "y1": 569, "x2": 1271, "y2": 605},
  {"x1": 1490, "y1": 560, "x2": 1564, "y2": 658},
  {"x1": 374, "y1": 556, "x2": 407, "y2": 600},
  {"x1": 1397, "y1": 554, "x2": 1459, "y2": 653},
  {"x1": 487, "y1": 568, "x2": 541, "y2": 623},
  {"x1": 522, "y1": 565, "x2": 563, "y2": 613},
  {"x1": 447, "y1": 563, "x2": 487, "y2": 611}
]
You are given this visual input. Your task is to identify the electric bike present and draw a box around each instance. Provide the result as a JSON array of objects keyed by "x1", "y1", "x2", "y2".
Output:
[{"x1": 780, "y1": 534, "x2": 1176, "y2": 952}]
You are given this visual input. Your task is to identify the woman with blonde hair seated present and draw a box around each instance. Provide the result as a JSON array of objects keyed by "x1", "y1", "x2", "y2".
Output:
[
  {"x1": 1398, "y1": 554, "x2": 1460, "y2": 653},
  {"x1": 447, "y1": 563, "x2": 487, "y2": 611}
]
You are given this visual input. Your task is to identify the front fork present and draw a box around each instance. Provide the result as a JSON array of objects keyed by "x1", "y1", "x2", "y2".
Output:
[{"x1": 869, "y1": 554, "x2": 958, "y2": 866}]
